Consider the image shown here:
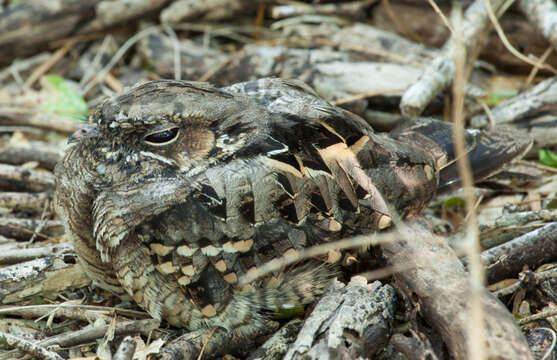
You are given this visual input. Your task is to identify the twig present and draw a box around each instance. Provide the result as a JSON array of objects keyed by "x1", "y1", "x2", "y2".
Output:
[
  {"x1": 270, "y1": 0, "x2": 377, "y2": 19},
  {"x1": 24, "y1": 38, "x2": 79, "y2": 89},
  {"x1": 0, "y1": 332, "x2": 64, "y2": 360},
  {"x1": 82, "y1": 26, "x2": 162, "y2": 95},
  {"x1": 330, "y1": 89, "x2": 406, "y2": 105},
  {"x1": 518, "y1": 309, "x2": 557, "y2": 325},
  {"x1": 0, "y1": 53, "x2": 50, "y2": 86},
  {"x1": 484, "y1": 0, "x2": 557, "y2": 74},
  {"x1": 0, "y1": 217, "x2": 62, "y2": 241},
  {"x1": 0, "y1": 242, "x2": 73, "y2": 265},
  {"x1": 0, "y1": 304, "x2": 149, "y2": 322},
  {"x1": 524, "y1": 47, "x2": 553, "y2": 88},
  {"x1": 28, "y1": 198, "x2": 51, "y2": 243},
  {"x1": 426, "y1": 0, "x2": 454, "y2": 33},
  {"x1": 480, "y1": 222, "x2": 557, "y2": 284},
  {"x1": 79, "y1": 35, "x2": 113, "y2": 88},
  {"x1": 197, "y1": 327, "x2": 216, "y2": 360},
  {"x1": 164, "y1": 25, "x2": 182, "y2": 81},
  {"x1": 113, "y1": 336, "x2": 137, "y2": 360},
  {"x1": 197, "y1": 49, "x2": 246, "y2": 82},
  {"x1": 0, "y1": 192, "x2": 50, "y2": 212},
  {"x1": 382, "y1": 221, "x2": 533, "y2": 359},
  {"x1": 470, "y1": 76, "x2": 557, "y2": 127},
  {"x1": 400, "y1": 0, "x2": 509, "y2": 117},
  {"x1": 239, "y1": 231, "x2": 399, "y2": 286},
  {"x1": 0, "y1": 141, "x2": 62, "y2": 171},
  {"x1": 519, "y1": 0, "x2": 557, "y2": 56},
  {"x1": 0, "y1": 109, "x2": 81, "y2": 133},
  {"x1": 38, "y1": 319, "x2": 160, "y2": 348},
  {"x1": 0, "y1": 164, "x2": 55, "y2": 188},
  {"x1": 493, "y1": 268, "x2": 557, "y2": 298}
]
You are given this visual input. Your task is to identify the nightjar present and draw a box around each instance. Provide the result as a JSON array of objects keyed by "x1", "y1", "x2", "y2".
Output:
[{"x1": 55, "y1": 78, "x2": 530, "y2": 339}]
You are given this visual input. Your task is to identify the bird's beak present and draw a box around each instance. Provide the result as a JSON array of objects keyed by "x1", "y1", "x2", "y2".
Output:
[{"x1": 68, "y1": 124, "x2": 99, "y2": 143}]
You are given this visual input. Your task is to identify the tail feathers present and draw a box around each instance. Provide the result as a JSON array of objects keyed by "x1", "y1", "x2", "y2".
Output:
[
  {"x1": 206, "y1": 262, "x2": 335, "y2": 335},
  {"x1": 259, "y1": 262, "x2": 335, "y2": 310},
  {"x1": 391, "y1": 118, "x2": 532, "y2": 192}
]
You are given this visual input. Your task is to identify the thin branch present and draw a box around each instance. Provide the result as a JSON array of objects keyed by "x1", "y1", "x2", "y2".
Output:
[{"x1": 484, "y1": 0, "x2": 557, "y2": 74}]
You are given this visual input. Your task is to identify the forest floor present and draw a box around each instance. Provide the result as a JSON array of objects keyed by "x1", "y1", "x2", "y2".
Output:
[{"x1": 0, "y1": 1, "x2": 556, "y2": 359}]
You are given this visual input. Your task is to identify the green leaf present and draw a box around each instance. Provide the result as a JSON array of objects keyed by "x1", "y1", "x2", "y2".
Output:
[
  {"x1": 444, "y1": 197, "x2": 465, "y2": 208},
  {"x1": 273, "y1": 305, "x2": 306, "y2": 320},
  {"x1": 484, "y1": 90, "x2": 519, "y2": 105},
  {"x1": 40, "y1": 74, "x2": 88, "y2": 122},
  {"x1": 546, "y1": 198, "x2": 557, "y2": 209},
  {"x1": 538, "y1": 149, "x2": 557, "y2": 168}
]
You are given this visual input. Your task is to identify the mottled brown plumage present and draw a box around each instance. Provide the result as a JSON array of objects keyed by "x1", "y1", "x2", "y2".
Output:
[{"x1": 55, "y1": 78, "x2": 530, "y2": 341}]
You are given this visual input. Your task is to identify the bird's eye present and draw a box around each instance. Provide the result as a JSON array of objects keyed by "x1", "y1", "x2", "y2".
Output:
[{"x1": 144, "y1": 127, "x2": 180, "y2": 146}]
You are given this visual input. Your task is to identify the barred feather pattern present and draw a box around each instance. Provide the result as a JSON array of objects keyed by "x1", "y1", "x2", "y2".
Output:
[{"x1": 55, "y1": 78, "x2": 531, "y2": 338}]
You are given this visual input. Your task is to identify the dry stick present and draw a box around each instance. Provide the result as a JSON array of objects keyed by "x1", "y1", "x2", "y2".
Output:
[
  {"x1": 519, "y1": 309, "x2": 557, "y2": 326},
  {"x1": 399, "y1": 0, "x2": 508, "y2": 118},
  {"x1": 103, "y1": 72, "x2": 124, "y2": 93},
  {"x1": 0, "y1": 192, "x2": 50, "y2": 212},
  {"x1": 249, "y1": 319, "x2": 302, "y2": 360},
  {"x1": 0, "y1": 142, "x2": 62, "y2": 170},
  {"x1": 518, "y1": 160, "x2": 557, "y2": 174},
  {"x1": 38, "y1": 319, "x2": 160, "y2": 348},
  {"x1": 113, "y1": 336, "x2": 137, "y2": 360},
  {"x1": 470, "y1": 76, "x2": 557, "y2": 127},
  {"x1": 0, "y1": 109, "x2": 81, "y2": 133},
  {"x1": 270, "y1": 0, "x2": 377, "y2": 19},
  {"x1": 426, "y1": 0, "x2": 454, "y2": 33},
  {"x1": 476, "y1": 99, "x2": 496, "y2": 129},
  {"x1": 164, "y1": 25, "x2": 182, "y2": 81},
  {"x1": 197, "y1": 49, "x2": 246, "y2": 82},
  {"x1": 23, "y1": 38, "x2": 79, "y2": 89},
  {"x1": 28, "y1": 199, "x2": 50, "y2": 243},
  {"x1": 450, "y1": 5, "x2": 485, "y2": 359},
  {"x1": 0, "y1": 164, "x2": 55, "y2": 188},
  {"x1": 330, "y1": 89, "x2": 406, "y2": 106},
  {"x1": 525, "y1": 47, "x2": 553, "y2": 88},
  {"x1": 0, "y1": 304, "x2": 149, "y2": 322},
  {"x1": 238, "y1": 232, "x2": 398, "y2": 286},
  {"x1": 313, "y1": 38, "x2": 426, "y2": 68},
  {"x1": 481, "y1": 222, "x2": 557, "y2": 284},
  {"x1": 493, "y1": 267, "x2": 557, "y2": 298},
  {"x1": 82, "y1": 26, "x2": 162, "y2": 95},
  {"x1": 0, "y1": 332, "x2": 64, "y2": 360},
  {"x1": 484, "y1": 0, "x2": 557, "y2": 74},
  {"x1": 79, "y1": 35, "x2": 113, "y2": 88},
  {"x1": 253, "y1": 2, "x2": 265, "y2": 41},
  {"x1": 197, "y1": 327, "x2": 216, "y2": 360},
  {"x1": 0, "y1": 244, "x2": 73, "y2": 265},
  {"x1": 0, "y1": 53, "x2": 50, "y2": 85}
]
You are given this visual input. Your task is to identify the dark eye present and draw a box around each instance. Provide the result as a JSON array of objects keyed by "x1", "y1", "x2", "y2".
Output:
[{"x1": 144, "y1": 127, "x2": 180, "y2": 145}]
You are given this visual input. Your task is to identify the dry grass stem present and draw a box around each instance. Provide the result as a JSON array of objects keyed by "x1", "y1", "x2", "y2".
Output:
[
  {"x1": 525, "y1": 46, "x2": 554, "y2": 88},
  {"x1": 239, "y1": 231, "x2": 401, "y2": 285},
  {"x1": 426, "y1": 0, "x2": 454, "y2": 33},
  {"x1": 484, "y1": 0, "x2": 557, "y2": 74},
  {"x1": 450, "y1": 4, "x2": 485, "y2": 359}
]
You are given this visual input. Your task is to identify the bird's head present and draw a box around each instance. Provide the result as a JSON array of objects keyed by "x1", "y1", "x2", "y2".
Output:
[{"x1": 66, "y1": 80, "x2": 265, "y2": 188}]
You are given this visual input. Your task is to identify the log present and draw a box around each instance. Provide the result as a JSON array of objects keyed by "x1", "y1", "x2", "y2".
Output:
[
  {"x1": 381, "y1": 221, "x2": 533, "y2": 360},
  {"x1": 480, "y1": 222, "x2": 557, "y2": 284}
]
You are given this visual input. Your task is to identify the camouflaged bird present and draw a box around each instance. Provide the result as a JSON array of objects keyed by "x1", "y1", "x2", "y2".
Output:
[{"x1": 55, "y1": 78, "x2": 531, "y2": 339}]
